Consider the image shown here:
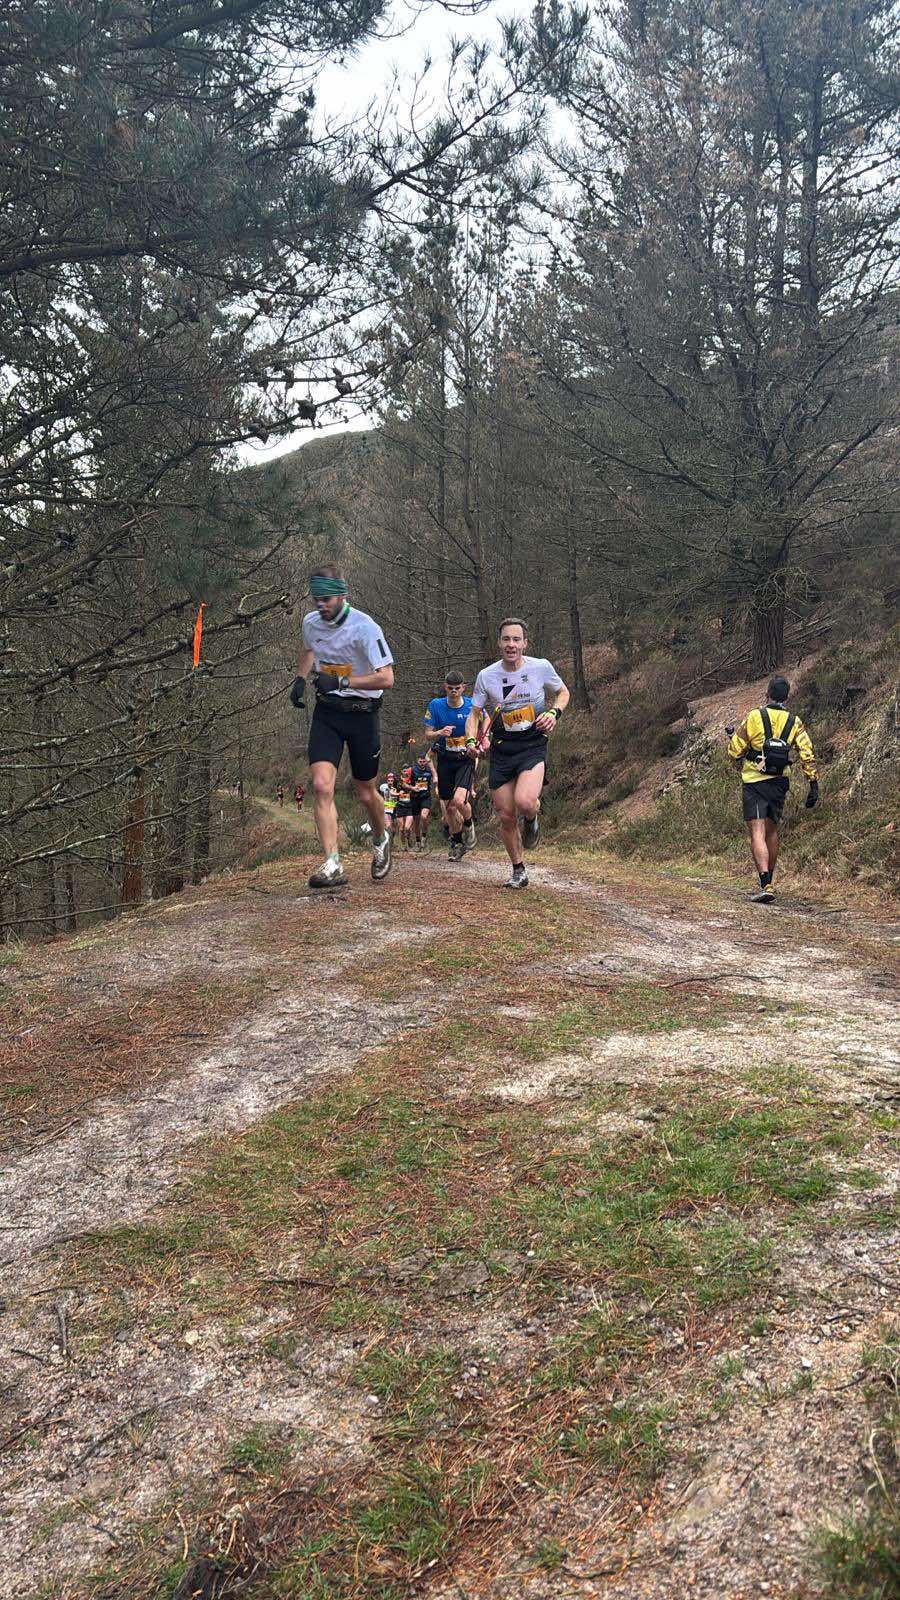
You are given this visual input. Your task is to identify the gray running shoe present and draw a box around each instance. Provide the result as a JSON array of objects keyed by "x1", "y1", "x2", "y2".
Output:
[
  {"x1": 522, "y1": 813, "x2": 539, "y2": 850},
  {"x1": 308, "y1": 859, "x2": 348, "y2": 889},
  {"x1": 504, "y1": 864, "x2": 529, "y2": 890},
  {"x1": 750, "y1": 885, "x2": 775, "y2": 903},
  {"x1": 371, "y1": 830, "x2": 392, "y2": 881},
  {"x1": 463, "y1": 820, "x2": 477, "y2": 852},
  {"x1": 448, "y1": 840, "x2": 465, "y2": 862}
]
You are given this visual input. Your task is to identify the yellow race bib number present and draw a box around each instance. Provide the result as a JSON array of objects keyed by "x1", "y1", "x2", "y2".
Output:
[
  {"x1": 320, "y1": 660, "x2": 353, "y2": 679},
  {"x1": 446, "y1": 734, "x2": 467, "y2": 750},
  {"x1": 500, "y1": 703, "x2": 535, "y2": 732}
]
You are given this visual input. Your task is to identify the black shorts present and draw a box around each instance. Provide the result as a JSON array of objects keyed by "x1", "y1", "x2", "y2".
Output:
[
  {"x1": 409, "y1": 792, "x2": 431, "y2": 815},
  {"x1": 394, "y1": 800, "x2": 412, "y2": 819},
  {"x1": 437, "y1": 753, "x2": 475, "y2": 802},
  {"x1": 742, "y1": 778, "x2": 788, "y2": 823},
  {"x1": 488, "y1": 739, "x2": 548, "y2": 791},
  {"x1": 308, "y1": 698, "x2": 381, "y2": 783}
]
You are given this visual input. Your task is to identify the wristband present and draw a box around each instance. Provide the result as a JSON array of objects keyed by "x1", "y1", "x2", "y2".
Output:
[
  {"x1": 550, "y1": 707, "x2": 562, "y2": 721},
  {"x1": 465, "y1": 738, "x2": 477, "y2": 748}
]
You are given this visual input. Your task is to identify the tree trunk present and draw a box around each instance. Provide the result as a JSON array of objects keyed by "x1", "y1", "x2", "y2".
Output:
[
  {"x1": 34, "y1": 693, "x2": 57, "y2": 935},
  {"x1": 750, "y1": 571, "x2": 786, "y2": 676},
  {"x1": 236, "y1": 715, "x2": 247, "y2": 830},
  {"x1": 121, "y1": 767, "x2": 145, "y2": 908},
  {"x1": 167, "y1": 748, "x2": 191, "y2": 895},
  {"x1": 63, "y1": 855, "x2": 77, "y2": 932},
  {"x1": 568, "y1": 533, "x2": 592, "y2": 711},
  {"x1": 191, "y1": 744, "x2": 211, "y2": 885}
]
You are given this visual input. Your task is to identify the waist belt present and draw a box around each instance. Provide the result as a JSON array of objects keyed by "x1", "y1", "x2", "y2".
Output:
[{"x1": 316, "y1": 693, "x2": 378, "y2": 714}]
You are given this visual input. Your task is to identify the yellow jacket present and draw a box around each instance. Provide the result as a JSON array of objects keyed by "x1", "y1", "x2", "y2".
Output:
[{"x1": 728, "y1": 704, "x2": 817, "y2": 785}]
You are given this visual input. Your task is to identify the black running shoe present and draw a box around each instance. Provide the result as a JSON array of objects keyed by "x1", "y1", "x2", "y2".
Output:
[
  {"x1": 448, "y1": 840, "x2": 464, "y2": 862},
  {"x1": 750, "y1": 884, "x2": 775, "y2": 903},
  {"x1": 522, "y1": 813, "x2": 539, "y2": 850},
  {"x1": 504, "y1": 864, "x2": 529, "y2": 890}
]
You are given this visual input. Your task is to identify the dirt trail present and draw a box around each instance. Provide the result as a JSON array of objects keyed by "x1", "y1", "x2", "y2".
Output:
[{"x1": 0, "y1": 847, "x2": 897, "y2": 1599}]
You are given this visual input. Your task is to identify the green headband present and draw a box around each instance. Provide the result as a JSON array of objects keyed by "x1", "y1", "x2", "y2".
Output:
[{"x1": 310, "y1": 576, "x2": 347, "y2": 598}]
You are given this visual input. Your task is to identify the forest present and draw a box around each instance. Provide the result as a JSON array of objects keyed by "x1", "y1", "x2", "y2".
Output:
[{"x1": 1, "y1": 0, "x2": 897, "y2": 933}]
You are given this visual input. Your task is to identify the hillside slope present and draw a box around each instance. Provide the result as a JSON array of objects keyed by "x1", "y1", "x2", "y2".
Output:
[{"x1": 547, "y1": 634, "x2": 899, "y2": 894}]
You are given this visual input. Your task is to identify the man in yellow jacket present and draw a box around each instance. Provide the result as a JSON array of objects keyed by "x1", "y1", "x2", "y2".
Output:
[{"x1": 727, "y1": 675, "x2": 819, "y2": 903}]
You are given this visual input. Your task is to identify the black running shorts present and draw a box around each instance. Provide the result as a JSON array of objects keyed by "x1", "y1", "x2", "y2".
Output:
[
  {"x1": 436, "y1": 753, "x2": 475, "y2": 802},
  {"x1": 308, "y1": 698, "x2": 381, "y2": 782},
  {"x1": 409, "y1": 791, "x2": 431, "y2": 815},
  {"x1": 742, "y1": 777, "x2": 788, "y2": 823},
  {"x1": 488, "y1": 739, "x2": 548, "y2": 791}
]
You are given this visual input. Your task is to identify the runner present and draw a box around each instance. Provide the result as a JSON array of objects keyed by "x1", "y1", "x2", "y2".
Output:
[
  {"x1": 379, "y1": 770, "x2": 397, "y2": 833},
  {"x1": 393, "y1": 766, "x2": 414, "y2": 850},
  {"x1": 289, "y1": 564, "x2": 393, "y2": 888},
  {"x1": 727, "y1": 675, "x2": 818, "y2": 903},
  {"x1": 410, "y1": 751, "x2": 434, "y2": 851},
  {"x1": 467, "y1": 619, "x2": 569, "y2": 888},
  {"x1": 424, "y1": 672, "x2": 477, "y2": 862},
  {"x1": 294, "y1": 782, "x2": 305, "y2": 813},
  {"x1": 276, "y1": 783, "x2": 285, "y2": 807}
]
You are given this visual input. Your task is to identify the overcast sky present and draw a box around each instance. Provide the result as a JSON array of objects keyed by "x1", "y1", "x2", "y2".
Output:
[{"x1": 239, "y1": 0, "x2": 523, "y2": 467}]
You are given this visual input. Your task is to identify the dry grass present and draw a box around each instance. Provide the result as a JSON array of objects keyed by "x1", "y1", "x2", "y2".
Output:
[{"x1": 0, "y1": 975, "x2": 268, "y2": 1154}]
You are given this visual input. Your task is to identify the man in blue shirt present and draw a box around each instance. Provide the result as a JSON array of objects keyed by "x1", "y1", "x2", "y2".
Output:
[{"x1": 424, "y1": 671, "x2": 478, "y2": 861}]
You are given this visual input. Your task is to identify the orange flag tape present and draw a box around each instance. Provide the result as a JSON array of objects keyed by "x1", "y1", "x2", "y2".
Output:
[{"x1": 192, "y1": 602, "x2": 205, "y2": 667}]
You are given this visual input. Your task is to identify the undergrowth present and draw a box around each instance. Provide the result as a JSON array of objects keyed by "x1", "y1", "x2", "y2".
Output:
[{"x1": 607, "y1": 635, "x2": 899, "y2": 889}]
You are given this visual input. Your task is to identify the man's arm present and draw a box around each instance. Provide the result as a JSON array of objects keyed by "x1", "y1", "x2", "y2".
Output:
[
  {"x1": 727, "y1": 716, "x2": 752, "y2": 763},
  {"x1": 536, "y1": 680, "x2": 570, "y2": 733},
  {"x1": 792, "y1": 717, "x2": 818, "y2": 781},
  {"x1": 289, "y1": 645, "x2": 315, "y2": 707},
  {"x1": 346, "y1": 665, "x2": 394, "y2": 691},
  {"x1": 466, "y1": 705, "x2": 490, "y2": 744}
]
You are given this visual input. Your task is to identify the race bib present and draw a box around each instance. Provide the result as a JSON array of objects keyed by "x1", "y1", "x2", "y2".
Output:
[
  {"x1": 319, "y1": 660, "x2": 353, "y2": 679},
  {"x1": 446, "y1": 734, "x2": 467, "y2": 750},
  {"x1": 500, "y1": 703, "x2": 535, "y2": 732}
]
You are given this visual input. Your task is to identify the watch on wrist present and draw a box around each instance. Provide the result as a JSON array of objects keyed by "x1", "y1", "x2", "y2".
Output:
[{"x1": 339, "y1": 674, "x2": 350, "y2": 691}]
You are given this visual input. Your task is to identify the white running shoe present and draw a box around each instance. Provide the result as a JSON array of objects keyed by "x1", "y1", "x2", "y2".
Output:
[
  {"x1": 371, "y1": 830, "x2": 392, "y2": 881},
  {"x1": 463, "y1": 820, "x2": 477, "y2": 851},
  {"x1": 504, "y1": 864, "x2": 529, "y2": 890},
  {"x1": 308, "y1": 858, "x2": 348, "y2": 889}
]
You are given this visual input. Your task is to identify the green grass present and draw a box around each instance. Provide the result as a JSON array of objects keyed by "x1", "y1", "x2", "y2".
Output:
[
  {"x1": 531, "y1": 1536, "x2": 569, "y2": 1572},
  {"x1": 225, "y1": 1426, "x2": 291, "y2": 1479},
  {"x1": 269, "y1": 1456, "x2": 496, "y2": 1599},
  {"x1": 558, "y1": 1396, "x2": 674, "y2": 1483},
  {"x1": 355, "y1": 1345, "x2": 462, "y2": 1441}
]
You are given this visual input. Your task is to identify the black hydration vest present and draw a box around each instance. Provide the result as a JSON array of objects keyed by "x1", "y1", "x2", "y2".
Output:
[{"x1": 755, "y1": 706, "x2": 796, "y2": 775}]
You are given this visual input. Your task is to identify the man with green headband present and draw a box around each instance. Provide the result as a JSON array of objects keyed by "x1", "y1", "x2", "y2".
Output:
[{"x1": 290, "y1": 564, "x2": 394, "y2": 887}]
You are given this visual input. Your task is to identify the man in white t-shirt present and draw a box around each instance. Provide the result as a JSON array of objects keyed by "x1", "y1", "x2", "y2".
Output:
[
  {"x1": 289, "y1": 565, "x2": 394, "y2": 888},
  {"x1": 466, "y1": 617, "x2": 570, "y2": 889}
]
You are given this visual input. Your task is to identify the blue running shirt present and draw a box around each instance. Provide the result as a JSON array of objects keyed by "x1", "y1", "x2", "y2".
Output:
[{"x1": 424, "y1": 695, "x2": 473, "y2": 756}]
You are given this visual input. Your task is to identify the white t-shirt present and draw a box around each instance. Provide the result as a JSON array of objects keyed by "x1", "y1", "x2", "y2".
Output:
[
  {"x1": 301, "y1": 605, "x2": 393, "y2": 700},
  {"x1": 472, "y1": 656, "x2": 564, "y2": 738}
]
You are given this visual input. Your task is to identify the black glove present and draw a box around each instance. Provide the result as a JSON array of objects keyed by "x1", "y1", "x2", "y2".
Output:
[
  {"x1": 289, "y1": 676, "x2": 306, "y2": 709},
  {"x1": 314, "y1": 669, "x2": 345, "y2": 695},
  {"x1": 805, "y1": 780, "x2": 819, "y2": 809}
]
